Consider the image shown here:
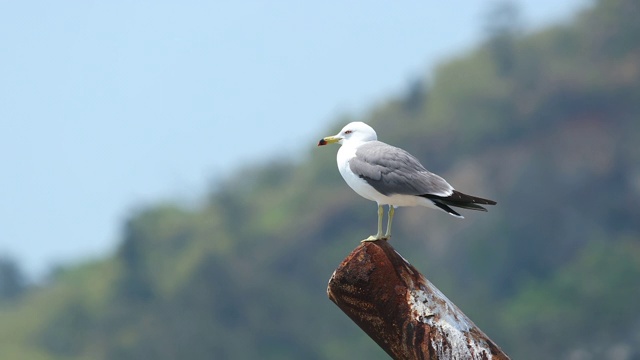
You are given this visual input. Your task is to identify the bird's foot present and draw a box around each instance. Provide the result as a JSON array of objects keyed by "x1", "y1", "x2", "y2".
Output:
[{"x1": 361, "y1": 235, "x2": 389, "y2": 243}]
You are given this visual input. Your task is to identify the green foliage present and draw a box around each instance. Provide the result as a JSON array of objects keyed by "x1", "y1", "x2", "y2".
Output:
[
  {"x1": 2, "y1": 0, "x2": 640, "y2": 358},
  {"x1": 500, "y1": 239, "x2": 640, "y2": 358}
]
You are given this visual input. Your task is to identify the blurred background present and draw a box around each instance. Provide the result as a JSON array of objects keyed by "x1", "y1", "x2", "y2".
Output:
[{"x1": 1, "y1": 0, "x2": 639, "y2": 359}]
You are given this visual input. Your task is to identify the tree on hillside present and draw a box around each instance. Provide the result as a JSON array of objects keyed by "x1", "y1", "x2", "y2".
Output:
[
  {"x1": 485, "y1": 1, "x2": 521, "y2": 76},
  {"x1": 114, "y1": 220, "x2": 156, "y2": 303},
  {"x1": 0, "y1": 256, "x2": 26, "y2": 301}
]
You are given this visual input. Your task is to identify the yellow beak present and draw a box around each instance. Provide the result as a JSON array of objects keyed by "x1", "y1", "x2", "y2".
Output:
[{"x1": 318, "y1": 135, "x2": 340, "y2": 146}]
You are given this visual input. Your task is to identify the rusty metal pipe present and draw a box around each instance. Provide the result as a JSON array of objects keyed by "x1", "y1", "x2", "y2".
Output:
[{"x1": 327, "y1": 240, "x2": 510, "y2": 360}]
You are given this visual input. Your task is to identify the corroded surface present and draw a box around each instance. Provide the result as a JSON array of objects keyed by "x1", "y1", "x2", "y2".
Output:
[{"x1": 327, "y1": 240, "x2": 510, "y2": 360}]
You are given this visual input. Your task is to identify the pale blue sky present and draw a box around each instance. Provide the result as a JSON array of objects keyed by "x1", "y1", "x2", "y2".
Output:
[{"x1": 0, "y1": 1, "x2": 587, "y2": 278}]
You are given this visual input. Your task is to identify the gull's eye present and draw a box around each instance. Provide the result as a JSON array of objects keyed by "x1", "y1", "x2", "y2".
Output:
[{"x1": 344, "y1": 130, "x2": 353, "y2": 134}]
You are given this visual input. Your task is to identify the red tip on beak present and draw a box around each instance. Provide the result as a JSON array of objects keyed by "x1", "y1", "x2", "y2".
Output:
[{"x1": 318, "y1": 139, "x2": 327, "y2": 146}]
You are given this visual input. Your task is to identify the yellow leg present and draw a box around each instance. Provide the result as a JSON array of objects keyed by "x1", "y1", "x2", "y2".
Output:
[
  {"x1": 384, "y1": 206, "x2": 394, "y2": 239},
  {"x1": 362, "y1": 205, "x2": 385, "y2": 242}
]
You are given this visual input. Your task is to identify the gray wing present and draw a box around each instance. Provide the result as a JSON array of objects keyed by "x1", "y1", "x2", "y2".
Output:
[{"x1": 349, "y1": 141, "x2": 453, "y2": 197}]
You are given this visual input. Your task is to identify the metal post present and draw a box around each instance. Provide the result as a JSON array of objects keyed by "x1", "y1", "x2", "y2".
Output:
[{"x1": 327, "y1": 240, "x2": 510, "y2": 360}]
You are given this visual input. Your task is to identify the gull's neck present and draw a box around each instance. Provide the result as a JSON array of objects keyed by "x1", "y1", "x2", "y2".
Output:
[{"x1": 342, "y1": 139, "x2": 373, "y2": 149}]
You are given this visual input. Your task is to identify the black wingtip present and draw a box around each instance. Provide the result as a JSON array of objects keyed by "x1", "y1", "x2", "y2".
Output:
[
  {"x1": 449, "y1": 190, "x2": 496, "y2": 205},
  {"x1": 422, "y1": 190, "x2": 495, "y2": 213},
  {"x1": 431, "y1": 200, "x2": 464, "y2": 218}
]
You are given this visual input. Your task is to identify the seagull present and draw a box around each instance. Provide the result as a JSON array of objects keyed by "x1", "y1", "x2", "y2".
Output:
[{"x1": 318, "y1": 121, "x2": 496, "y2": 242}]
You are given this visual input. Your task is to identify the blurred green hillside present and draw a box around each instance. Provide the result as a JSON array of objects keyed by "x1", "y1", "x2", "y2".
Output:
[{"x1": 2, "y1": 0, "x2": 639, "y2": 358}]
